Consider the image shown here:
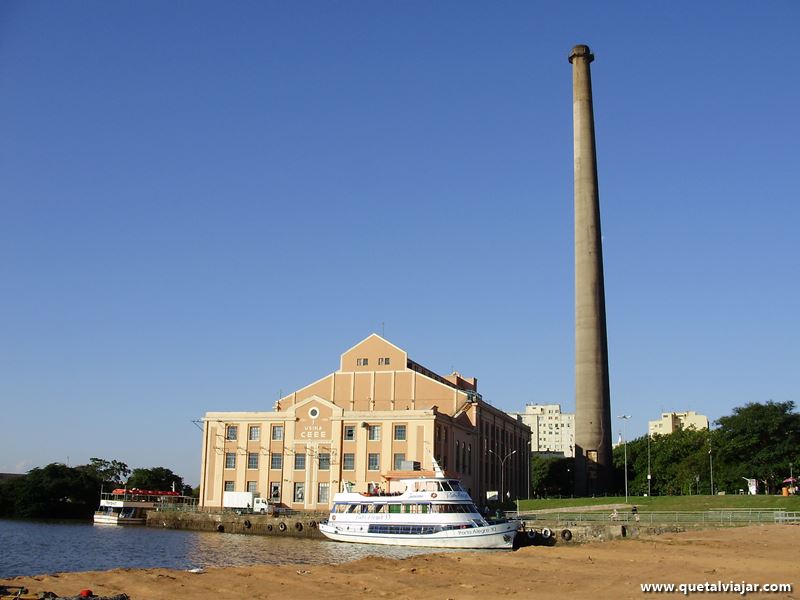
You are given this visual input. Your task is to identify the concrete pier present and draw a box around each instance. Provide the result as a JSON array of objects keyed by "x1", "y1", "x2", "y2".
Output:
[{"x1": 569, "y1": 44, "x2": 613, "y2": 496}]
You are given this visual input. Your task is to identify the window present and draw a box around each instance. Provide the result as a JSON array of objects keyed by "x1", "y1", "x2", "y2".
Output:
[
  {"x1": 248, "y1": 426, "x2": 260, "y2": 441},
  {"x1": 368, "y1": 453, "x2": 380, "y2": 471},
  {"x1": 368, "y1": 425, "x2": 381, "y2": 441},
  {"x1": 225, "y1": 425, "x2": 238, "y2": 441},
  {"x1": 246, "y1": 481, "x2": 258, "y2": 493},
  {"x1": 394, "y1": 424, "x2": 406, "y2": 441},
  {"x1": 318, "y1": 482, "x2": 330, "y2": 503},
  {"x1": 225, "y1": 452, "x2": 236, "y2": 469},
  {"x1": 344, "y1": 425, "x2": 355, "y2": 441},
  {"x1": 393, "y1": 453, "x2": 405, "y2": 470},
  {"x1": 247, "y1": 453, "x2": 259, "y2": 470},
  {"x1": 378, "y1": 357, "x2": 391, "y2": 365},
  {"x1": 269, "y1": 482, "x2": 280, "y2": 501},
  {"x1": 224, "y1": 480, "x2": 235, "y2": 491},
  {"x1": 343, "y1": 453, "x2": 355, "y2": 470},
  {"x1": 272, "y1": 425, "x2": 284, "y2": 441},
  {"x1": 318, "y1": 453, "x2": 330, "y2": 470},
  {"x1": 294, "y1": 453, "x2": 306, "y2": 470},
  {"x1": 270, "y1": 453, "x2": 282, "y2": 470},
  {"x1": 294, "y1": 482, "x2": 305, "y2": 503},
  {"x1": 356, "y1": 358, "x2": 369, "y2": 366}
]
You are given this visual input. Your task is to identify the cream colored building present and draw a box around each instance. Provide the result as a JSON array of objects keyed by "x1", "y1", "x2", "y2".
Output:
[
  {"x1": 648, "y1": 411, "x2": 709, "y2": 437},
  {"x1": 509, "y1": 404, "x2": 575, "y2": 457},
  {"x1": 199, "y1": 334, "x2": 531, "y2": 510}
]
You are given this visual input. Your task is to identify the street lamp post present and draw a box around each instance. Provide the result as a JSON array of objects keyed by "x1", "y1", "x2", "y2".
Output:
[
  {"x1": 709, "y1": 448, "x2": 714, "y2": 496},
  {"x1": 488, "y1": 449, "x2": 517, "y2": 503},
  {"x1": 618, "y1": 415, "x2": 631, "y2": 503},
  {"x1": 526, "y1": 441, "x2": 531, "y2": 500},
  {"x1": 647, "y1": 432, "x2": 652, "y2": 497}
]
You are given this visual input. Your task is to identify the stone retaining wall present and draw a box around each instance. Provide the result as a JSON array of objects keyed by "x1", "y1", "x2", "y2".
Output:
[{"x1": 147, "y1": 510, "x2": 327, "y2": 539}]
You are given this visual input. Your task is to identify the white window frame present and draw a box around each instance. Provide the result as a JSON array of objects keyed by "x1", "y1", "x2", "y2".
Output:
[
  {"x1": 342, "y1": 453, "x2": 355, "y2": 471},
  {"x1": 368, "y1": 425, "x2": 381, "y2": 441},
  {"x1": 368, "y1": 453, "x2": 380, "y2": 471}
]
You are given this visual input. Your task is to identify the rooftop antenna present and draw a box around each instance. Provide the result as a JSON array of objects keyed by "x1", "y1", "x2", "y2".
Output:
[{"x1": 381, "y1": 322, "x2": 385, "y2": 337}]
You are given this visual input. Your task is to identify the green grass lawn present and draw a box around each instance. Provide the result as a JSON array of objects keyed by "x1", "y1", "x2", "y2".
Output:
[{"x1": 517, "y1": 494, "x2": 800, "y2": 512}]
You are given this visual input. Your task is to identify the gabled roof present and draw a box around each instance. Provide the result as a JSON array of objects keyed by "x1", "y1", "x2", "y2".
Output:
[{"x1": 339, "y1": 333, "x2": 408, "y2": 357}]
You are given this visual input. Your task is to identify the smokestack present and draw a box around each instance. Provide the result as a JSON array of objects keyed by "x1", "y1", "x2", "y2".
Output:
[{"x1": 569, "y1": 44, "x2": 612, "y2": 496}]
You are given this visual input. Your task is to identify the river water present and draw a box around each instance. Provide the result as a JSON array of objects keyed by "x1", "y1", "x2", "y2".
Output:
[{"x1": 0, "y1": 520, "x2": 456, "y2": 578}]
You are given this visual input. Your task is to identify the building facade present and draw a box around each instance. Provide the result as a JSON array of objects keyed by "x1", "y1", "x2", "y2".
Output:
[
  {"x1": 648, "y1": 411, "x2": 709, "y2": 437},
  {"x1": 199, "y1": 335, "x2": 530, "y2": 510},
  {"x1": 509, "y1": 404, "x2": 575, "y2": 457}
]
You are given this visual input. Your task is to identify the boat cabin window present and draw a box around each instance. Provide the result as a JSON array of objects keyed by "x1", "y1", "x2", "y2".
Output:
[
  {"x1": 401, "y1": 503, "x2": 431, "y2": 514},
  {"x1": 333, "y1": 504, "x2": 348, "y2": 513},
  {"x1": 430, "y1": 503, "x2": 477, "y2": 513},
  {"x1": 347, "y1": 504, "x2": 359, "y2": 513},
  {"x1": 388, "y1": 504, "x2": 402, "y2": 513},
  {"x1": 438, "y1": 481, "x2": 452, "y2": 492},
  {"x1": 448, "y1": 480, "x2": 464, "y2": 492}
]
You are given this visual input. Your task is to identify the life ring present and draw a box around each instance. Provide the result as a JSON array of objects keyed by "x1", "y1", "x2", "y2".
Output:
[
  {"x1": 309, "y1": 521, "x2": 317, "y2": 528},
  {"x1": 216, "y1": 524, "x2": 225, "y2": 533},
  {"x1": 541, "y1": 527, "x2": 552, "y2": 539},
  {"x1": 331, "y1": 515, "x2": 336, "y2": 521},
  {"x1": 278, "y1": 522, "x2": 287, "y2": 532},
  {"x1": 561, "y1": 529, "x2": 572, "y2": 542},
  {"x1": 243, "y1": 520, "x2": 252, "y2": 529},
  {"x1": 295, "y1": 522, "x2": 303, "y2": 532},
  {"x1": 267, "y1": 524, "x2": 273, "y2": 532},
  {"x1": 431, "y1": 493, "x2": 437, "y2": 498}
]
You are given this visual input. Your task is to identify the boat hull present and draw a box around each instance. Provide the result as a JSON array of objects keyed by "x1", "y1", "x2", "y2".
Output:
[
  {"x1": 318, "y1": 521, "x2": 518, "y2": 549},
  {"x1": 93, "y1": 514, "x2": 146, "y2": 526}
]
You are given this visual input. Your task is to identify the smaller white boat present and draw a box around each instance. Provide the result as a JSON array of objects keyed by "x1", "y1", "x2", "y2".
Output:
[
  {"x1": 318, "y1": 460, "x2": 520, "y2": 549},
  {"x1": 94, "y1": 488, "x2": 185, "y2": 526}
]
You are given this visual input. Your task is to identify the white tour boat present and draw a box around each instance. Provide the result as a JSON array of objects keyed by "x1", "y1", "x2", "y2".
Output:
[
  {"x1": 318, "y1": 461, "x2": 520, "y2": 549},
  {"x1": 94, "y1": 488, "x2": 184, "y2": 525}
]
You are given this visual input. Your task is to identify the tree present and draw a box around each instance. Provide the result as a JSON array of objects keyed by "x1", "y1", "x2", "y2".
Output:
[
  {"x1": 11, "y1": 463, "x2": 99, "y2": 519},
  {"x1": 714, "y1": 401, "x2": 800, "y2": 494},
  {"x1": 613, "y1": 428, "x2": 711, "y2": 496},
  {"x1": 126, "y1": 467, "x2": 184, "y2": 492},
  {"x1": 530, "y1": 455, "x2": 574, "y2": 497},
  {"x1": 77, "y1": 458, "x2": 130, "y2": 489}
]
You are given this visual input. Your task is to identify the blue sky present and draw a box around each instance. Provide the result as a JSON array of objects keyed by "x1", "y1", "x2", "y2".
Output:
[{"x1": 2, "y1": 2, "x2": 798, "y2": 484}]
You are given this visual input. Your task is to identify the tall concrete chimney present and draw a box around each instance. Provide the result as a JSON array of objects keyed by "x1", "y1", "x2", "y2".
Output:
[{"x1": 569, "y1": 44, "x2": 612, "y2": 496}]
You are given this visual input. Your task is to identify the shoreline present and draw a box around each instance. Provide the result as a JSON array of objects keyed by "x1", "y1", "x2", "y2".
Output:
[{"x1": 2, "y1": 525, "x2": 798, "y2": 599}]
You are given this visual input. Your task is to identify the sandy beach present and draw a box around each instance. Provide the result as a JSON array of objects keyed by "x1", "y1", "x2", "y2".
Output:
[{"x1": 3, "y1": 525, "x2": 798, "y2": 599}]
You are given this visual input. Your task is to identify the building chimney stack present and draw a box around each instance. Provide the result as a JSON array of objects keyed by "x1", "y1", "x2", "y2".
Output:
[{"x1": 569, "y1": 44, "x2": 613, "y2": 495}]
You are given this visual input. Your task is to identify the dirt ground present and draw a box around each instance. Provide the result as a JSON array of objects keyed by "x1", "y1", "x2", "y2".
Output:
[{"x1": 3, "y1": 525, "x2": 798, "y2": 599}]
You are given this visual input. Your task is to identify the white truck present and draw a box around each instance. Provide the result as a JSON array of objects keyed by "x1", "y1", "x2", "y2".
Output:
[{"x1": 222, "y1": 491, "x2": 271, "y2": 514}]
